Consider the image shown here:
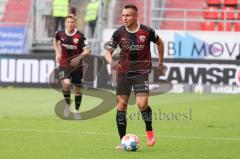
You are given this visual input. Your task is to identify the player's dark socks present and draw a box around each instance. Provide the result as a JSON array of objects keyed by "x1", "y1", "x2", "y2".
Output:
[
  {"x1": 116, "y1": 110, "x2": 127, "y2": 139},
  {"x1": 75, "y1": 95, "x2": 82, "y2": 110},
  {"x1": 141, "y1": 106, "x2": 153, "y2": 131},
  {"x1": 63, "y1": 90, "x2": 70, "y2": 105}
]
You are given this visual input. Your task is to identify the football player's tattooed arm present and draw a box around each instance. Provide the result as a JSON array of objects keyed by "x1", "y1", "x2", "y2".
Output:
[
  {"x1": 105, "y1": 31, "x2": 119, "y2": 68},
  {"x1": 105, "y1": 48, "x2": 124, "y2": 70},
  {"x1": 53, "y1": 38, "x2": 61, "y2": 64},
  {"x1": 156, "y1": 37, "x2": 164, "y2": 65},
  {"x1": 70, "y1": 47, "x2": 90, "y2": 67},
  {"x1": 105, "y1": 48, "x2": 114, "y2": 66},
  {"x1": 155, "y1": 37, "x2": 164, "y2": 75}
]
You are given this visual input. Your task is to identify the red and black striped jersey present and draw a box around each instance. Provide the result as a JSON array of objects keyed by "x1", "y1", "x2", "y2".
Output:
[
  {"x1": 110, "y1": 23, "x2": 159, "y2": 73},
  {"x1": 55, "y1": 29, "x2": 89, "y2": 68}
]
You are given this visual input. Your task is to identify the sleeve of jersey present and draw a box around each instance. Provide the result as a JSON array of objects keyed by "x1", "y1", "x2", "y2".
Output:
[
  {"x1": 108, "y1": 31, "x2": 119, "y2": 50},
  {"x1": 80, "y1": 35, "x2": 90, "y2": 49},
  {"x1": 55, "y1": 31, "x2": 60, "y2": 41},
  {"x1": 149, "y1": 28, "x2": 159, "y2": 43}
]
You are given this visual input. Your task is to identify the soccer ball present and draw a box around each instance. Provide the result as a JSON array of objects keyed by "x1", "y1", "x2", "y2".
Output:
[{"x1": 121, "y1": 134, "x2": 140, "y2": 151}]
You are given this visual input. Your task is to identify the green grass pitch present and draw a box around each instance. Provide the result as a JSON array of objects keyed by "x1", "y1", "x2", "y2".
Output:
[{"x1": 0, "y1": 87, "x2": 239, "y2": 159}]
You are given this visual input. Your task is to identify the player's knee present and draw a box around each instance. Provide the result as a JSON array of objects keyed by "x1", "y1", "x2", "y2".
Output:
[
  {"x1": 137, "y1": 102, "x2": 148, "y2": 111},
  {"x1": 63, "y1": 85, "x2": 70, "y2": 91},
  {"x1": 75, "y1": 91, "x2": 81, "y2": 96},
  {"x1": 74, "y1": 87, "x2": 82, "y2": 95},
  {"x1": 63, "y1": 79, "x2": 71, "y2": 85},
  {"x1": 117, "y1": 102, "x2": 128, "y2": 111}
]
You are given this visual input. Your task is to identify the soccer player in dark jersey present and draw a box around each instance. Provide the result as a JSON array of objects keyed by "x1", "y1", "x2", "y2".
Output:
[
  {"x1": 53, "y1": 14, "x2": 90, "y2": 119},
  {"x1": 105, "y1": 4, "x2": 164, "y2": 148}
]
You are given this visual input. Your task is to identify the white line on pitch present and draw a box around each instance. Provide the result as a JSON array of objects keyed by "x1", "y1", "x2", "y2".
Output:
[{"x1": 0, "y1": 128, "x2": 240, "y2": 141}]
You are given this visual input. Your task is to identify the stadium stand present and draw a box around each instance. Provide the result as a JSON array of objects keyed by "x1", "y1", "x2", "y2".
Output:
[
  {"x1": 237, "y1": 8, "x2": 240, "y2": 19},
  {"x1": 159, "y1": 0, "x2": 240, "y2": 31},
  {"x1": 204, "y1": 6, "x2": 219, "y2": 19},
  {"x1": 0, "y1": 0, "x2": 8, "y2": 22},
  {"x1": 220, "y1": 6, "x2": 235, "y2": 19},
  {"x1": 217, "y1": 21, "x2": 233, "y2": 31},
  {"x1": 1, "y1": 0, "x2": 32, "y2": 26},
  {"x1": 224, "y1": 0, "x2": 238, "y2": 6},
  {"x1": 202, "y1": 0, "x2": 240, "y2": 31},
  {"x1": 207, "y1": 0, "x2": 222, "y2": 6},
  {"x1": 161, "y1": 0, "x2": 205, "y2": 30},
  {"x1": 234, "y1": 22, "x2": 240, "y2": 30},
  {"x1": 201, "y1": 21, "x2": 215, "y2": 31}
]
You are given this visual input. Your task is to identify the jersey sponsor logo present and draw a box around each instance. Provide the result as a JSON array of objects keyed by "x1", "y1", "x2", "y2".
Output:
[
  {"x1": 62, "y1": 44, "x2": 77, "y2": 50},
  {"x1": 120, "y1": 37, "x2": 145, "y2": 50},
  {"x1": 128, "y1": 45, "x2": 145, "y2": 50},
  {"x1": 121, "y1": 38, "x2": 132, "y2": 50},
  {"x1": 139, "y1": 35, "x2": 146, "y2": 42},
  {"x1": 73, "y1": 38, "x2": 79, "y2": 44}
]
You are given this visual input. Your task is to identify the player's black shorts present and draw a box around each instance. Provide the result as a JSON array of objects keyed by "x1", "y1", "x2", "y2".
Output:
[
  {"x1": 58, "y1": 67, "x2": 83, "y2": 85},
  {"x1": 116, "y1": 72, "x2": 149, "y2": 96}
]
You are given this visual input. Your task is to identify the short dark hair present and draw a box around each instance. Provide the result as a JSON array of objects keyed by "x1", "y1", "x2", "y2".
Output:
[{"x1": 124, "y1": 4, "x2": 138, "y2": 12}]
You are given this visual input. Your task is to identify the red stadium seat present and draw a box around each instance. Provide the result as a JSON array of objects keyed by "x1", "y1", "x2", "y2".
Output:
[
  {"x1": 161, "y1": 0, "x2": 213, "y2": 31},
  {"x1": 201, "y1": 21, "x2": 215, "y2": 31},
  {"x1": 234, "y1": 23, "x2": 240, "y2": 31},
  {"x1": 224, "y1": 0, "x2": 238, "y2": 6},
  {"x1": 207, "y1": 0, "x2": 222, "y2": 6},
  {"x1": 204, "y1": 7, "x2": 219, "y2": 19},
  {"x1": 237, "y1": 8, "x2": 240, "y2": 19},
  {"x1": 220, "y1": 7, "x2": 235, "y2": 19},
  {"x1": 2, "y1": 0, "x2": 32, "y2": 26},
  {"x1": 217, "y1": 22, "x2": 232, "y2": 31}
]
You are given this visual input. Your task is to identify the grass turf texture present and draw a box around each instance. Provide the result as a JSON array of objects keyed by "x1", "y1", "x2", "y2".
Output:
[{"x1": 0, "y1": 87, "x2": 239, "y2": 159}]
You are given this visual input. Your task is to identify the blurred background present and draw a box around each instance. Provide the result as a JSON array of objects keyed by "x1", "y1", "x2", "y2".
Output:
[{"x1": 0, "y1": 0, "x2": 240, "y2": 94}]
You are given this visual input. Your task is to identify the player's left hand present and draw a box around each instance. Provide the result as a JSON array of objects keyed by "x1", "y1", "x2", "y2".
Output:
[
  {"x1": 70, "y1": 57, "x2": 80, "y2": 67},
  {"x1": 55, "y1": 54, "x2": 61, "y2": 64}
]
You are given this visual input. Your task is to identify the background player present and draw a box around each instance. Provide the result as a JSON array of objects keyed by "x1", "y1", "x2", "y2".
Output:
[
  {"x1": 53, "y1": 14, "x2": 90, "y2": 119},
  {"x1": 105, "y1": 4, "x2": 164, "y2": 148}
]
